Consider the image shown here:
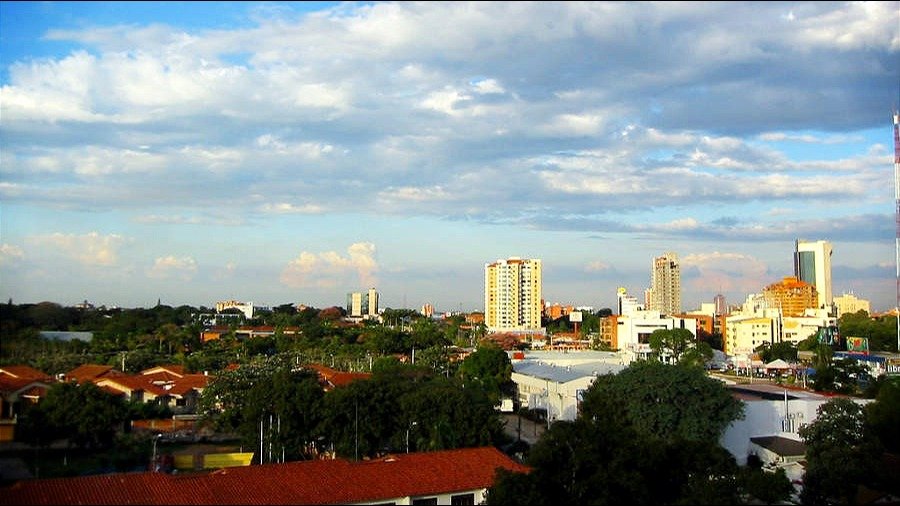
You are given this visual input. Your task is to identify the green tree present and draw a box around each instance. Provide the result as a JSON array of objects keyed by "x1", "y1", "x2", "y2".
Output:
[
  {"x1": 739, "y1": 455, "x2": 795, "y2": 504},
  {"x1": 581, "y1": 360, "x2": 744, "y2": 444},
  {"x1": 648, "y1": 328, "x2": 696, "y2": 363},
  {"x1": 799, "y1": 397, "x2": 883, "y2": 505},
  {"x1": 17, "y1": 382, "x2": 129, "y2": 450},
  {"x1": 318, "y1": 373, "x2": 411, "y2": 458},
  {"x1": 457, "y1": 342, "x2": 513, "y2": 404},
  {"x1": 199, "y1": 357, "x2": 324, "y2": 461},
  {"x1": 756, "y1": 341, "x2": 797, "y2": 363},
  {"x1": 679, "y1": 340, "x2": 714, "y2": 368},
  {"x1": 488, "y1": 361, "x2": 754, "y2": 505},
  {"x1": 865, "y1": 376, "x2": 900, "y2": 453}
]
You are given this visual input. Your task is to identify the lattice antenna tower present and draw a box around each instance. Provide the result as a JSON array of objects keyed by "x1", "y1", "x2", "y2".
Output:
[{"x1": 894, "y1": 105, "x2": 900, "y2": 352}]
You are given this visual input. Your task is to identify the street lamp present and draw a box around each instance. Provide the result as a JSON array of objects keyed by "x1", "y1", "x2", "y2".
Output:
[
  {"x1": 151, "y1": 433, "x2": 163, "y2": 472},
  {"x1": 405, "y1": 421, "x2": 418, "y2": 453}
]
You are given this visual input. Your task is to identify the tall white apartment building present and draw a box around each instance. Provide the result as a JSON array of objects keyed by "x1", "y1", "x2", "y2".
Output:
[
  {"x1": 647, "y1": 252, "x2": 681, "y2": 316},
  {"x1": 347, "y1": 287, "x2": 379, "y2": 318},
  {"x1": 794, "y1": 239, "x2": 833, "y2": 312},
  {"x1": 484, "y1": 257, "x2": 543, "y2": 334}
]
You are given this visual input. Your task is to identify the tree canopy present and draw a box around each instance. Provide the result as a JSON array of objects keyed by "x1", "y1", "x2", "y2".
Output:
[
  {"x1": 486, "y1": 361, "x2": 786, "y2": 506},
  {"x1": 17, "y1": 381, "x2": 130, "y2": 450},
  {"x1": 799, "y1": 397, "x2": 884, "y2": 505},
  {"x1": 457, "y1": 342, "x2": 513, "y2": 404},
  {"x1": 580, "y1": 360, "x2": 744, "y2": 444}
]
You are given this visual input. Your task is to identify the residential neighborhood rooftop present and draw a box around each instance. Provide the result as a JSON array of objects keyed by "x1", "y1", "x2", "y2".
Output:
[{"x1": 0, "y1": 446, "x2": 530, "y2": 505}]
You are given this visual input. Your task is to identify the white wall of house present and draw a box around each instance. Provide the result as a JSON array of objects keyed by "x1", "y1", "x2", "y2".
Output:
[
  {"x1": 350, "y1": 488, "x2": 485, "y2": 505},
  {"x1": 720, "y1": 395, "x2": 872, "y2": 465}
]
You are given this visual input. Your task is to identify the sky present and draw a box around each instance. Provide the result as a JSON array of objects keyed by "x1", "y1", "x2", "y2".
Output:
[{"x1": 1, "y1": 1, "x2": 899, "y2": 314}]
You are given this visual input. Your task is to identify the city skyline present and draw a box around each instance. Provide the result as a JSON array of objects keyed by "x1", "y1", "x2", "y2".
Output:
[{"x1": 1, "y1": 2, "x2": 899, "y2": 313}]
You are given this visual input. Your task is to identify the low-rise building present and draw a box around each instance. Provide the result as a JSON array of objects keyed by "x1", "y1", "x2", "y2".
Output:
[
  {"x1": 0, "y1": 446, "x2": 530, "y2": 505},
  {"x1": 509, "y1": 351, "x2": 626, "y2": 422}
]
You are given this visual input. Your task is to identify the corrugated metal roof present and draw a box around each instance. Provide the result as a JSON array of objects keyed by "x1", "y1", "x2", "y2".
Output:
[{"x1": 513, "y1": 361, "x2": 624, "y2": 383}]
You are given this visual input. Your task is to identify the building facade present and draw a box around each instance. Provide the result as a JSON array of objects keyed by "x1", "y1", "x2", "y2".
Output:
[
  {"x1": 834, "y1": 292, "x2": 871, "y2": 316},
  {"x1": 484, "y1": 257, "x2": 543, "y2": 334},
  {"x1": 215, "y1": 300, "x2": 254, "y2": 319},
  {"x1": 613, "y1": 310, "x2": 698, "y2": 362},
  {"x1": 763, "y1": 276, "x2": 818, "y2": 317},
  {"x1": 347, "y1": 287, "x2": 379, "y2": 318},
  {"x1": 793, "y1": 239, "x2": 833, "y2": 312},
  {"x1": 616, "y1": 287, "x2": 644, "y2": 316},
  {"x1": 647, "y1": 252, "x2": 681, "y2": 316}
]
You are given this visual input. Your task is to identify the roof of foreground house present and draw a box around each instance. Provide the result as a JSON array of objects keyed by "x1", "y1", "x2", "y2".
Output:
[
  {"x1": 0, "y1": 365, "x2": 51, "y2": 381},
  {"x1": 64, "y1": 364, "x2": 119, "y2": 383},
  {"x1": 0, "y1": 446, "x2": 530, "y2": 505}
]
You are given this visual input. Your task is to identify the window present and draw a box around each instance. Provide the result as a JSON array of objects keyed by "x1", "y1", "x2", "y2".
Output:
[
  {"x1": 451, "y1": 493, "x2": 475, "y2": 505},
  {"x1": 412, "y1": 498, "x2": 438, "y2": 505}
]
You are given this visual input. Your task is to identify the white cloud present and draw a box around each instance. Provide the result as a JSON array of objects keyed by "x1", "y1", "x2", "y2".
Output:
[
  {"x1": 1, "y1": 1, "x2": 896, "y2": 311},
  {"x1": 470, "y1": 78, "x2": 505, "y2": 94},
  {"x1": 681, "y1": 251, "x2": 771, "y2": 296},
  {"x1": 147, "y1": 255, "x2": 198, "y2": 280},
  {"x1": 419, "y1": 87, "x2": 471, "y2": 116},
  {"x1": 539, "y1": 112, "x2": 606, "y2": 137},
  {"x1": 280, "y1": 242, "x2": 379, "y2": 289},
  {"x1": 260, "y1": 203, "x2": 325, "y2": 214},
  {"x1": 0, "y1": 244, "x2": 25, "y2": 266},
  {"x1": 378, "y1": 185, "x2": 451, "y2": 203},
  {"x1": 585, "y1": 260, "x2": 610, "y2": 272},
  {"x1": 29, "y1": 232, "x2": 126, "y2": 266}
]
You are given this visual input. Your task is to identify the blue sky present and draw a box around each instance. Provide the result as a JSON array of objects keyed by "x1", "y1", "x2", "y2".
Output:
[{"x1": 1, "y1": 1, "x2": 898, "y2": 314}]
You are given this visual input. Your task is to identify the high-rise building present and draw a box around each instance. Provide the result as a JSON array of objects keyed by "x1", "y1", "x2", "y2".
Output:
[
  {"x1": 763, "y1": 276, "x2": 818, "y2": 317},
  {"x1": 793, "y1": 240, "x2": 833, "y2": 311},
  {"x1": 713, "y1": 294, "x2": 727, "y2": 316},
  {"x1": 484, "y1": 257, "x2": 543, "y2": 333},
  {"x1": 647, "y1": 252, "x2": 681, "y2": 316},
  {"x1": 347, "y1": 287, "x2": 379, "y2": 318}
]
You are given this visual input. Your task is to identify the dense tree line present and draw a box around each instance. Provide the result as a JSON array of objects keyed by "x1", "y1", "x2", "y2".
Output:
[
  {"x1": 0, "y1": 300, "x2": 473, "y2": 376},
  {"x1": 198, "y1": 347, "x2": 511, "y2": 461}
]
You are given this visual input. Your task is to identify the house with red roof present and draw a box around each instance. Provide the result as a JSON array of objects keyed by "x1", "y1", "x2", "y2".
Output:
[
  {"x1": 93, "y1": 374, "x2": 169, "y2": 404},
  {"x1": 0, "y1": 365, "x2": 54, "y2": 442},
  {"x1": 0, "y1": 446, "x2": 530, "y2": 505},
  {"x1": 308, "y1": 364, "x2": 372, "y2": 391},
  {"x1": 62, "y1": 364, "x2": 121, "y2": 384}
]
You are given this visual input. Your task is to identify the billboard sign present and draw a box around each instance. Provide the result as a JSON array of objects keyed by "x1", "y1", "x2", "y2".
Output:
[
  {"x1": 846, "y1": 336, "x2": 869, "y2": 354},
  {"x1": 569, "y1": 311, "x2": 582, "y2": 323}
]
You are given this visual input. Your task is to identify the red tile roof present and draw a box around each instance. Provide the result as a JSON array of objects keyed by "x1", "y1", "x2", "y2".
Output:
[
  {"x1": 0, "y1": 375, "x2": 53, "y2": 396},
  {"x1": 0, "y1": 365, "x2": 50, "y2": 381},
  {"x1": 64, "y1": 364, "x2": 118, "y2": 383},
  {"x1": 140, "y1": 365, "x2": 186, "y2": 377},
  {"x1": 94, "y1": 375, "x2": 168, "y2": 397},
  {"x1": 0, "y1": 446, "x2": 530, "y2": 505},
  {"x1": 166, "y1": 374, "x2": 212, "y2": 396},
  {"x1": 141, "y1": 370, "x2": 184, "y2": 385},
  {"x1": 308, "y1": 364, "x2": 371, "y2": 390}
]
